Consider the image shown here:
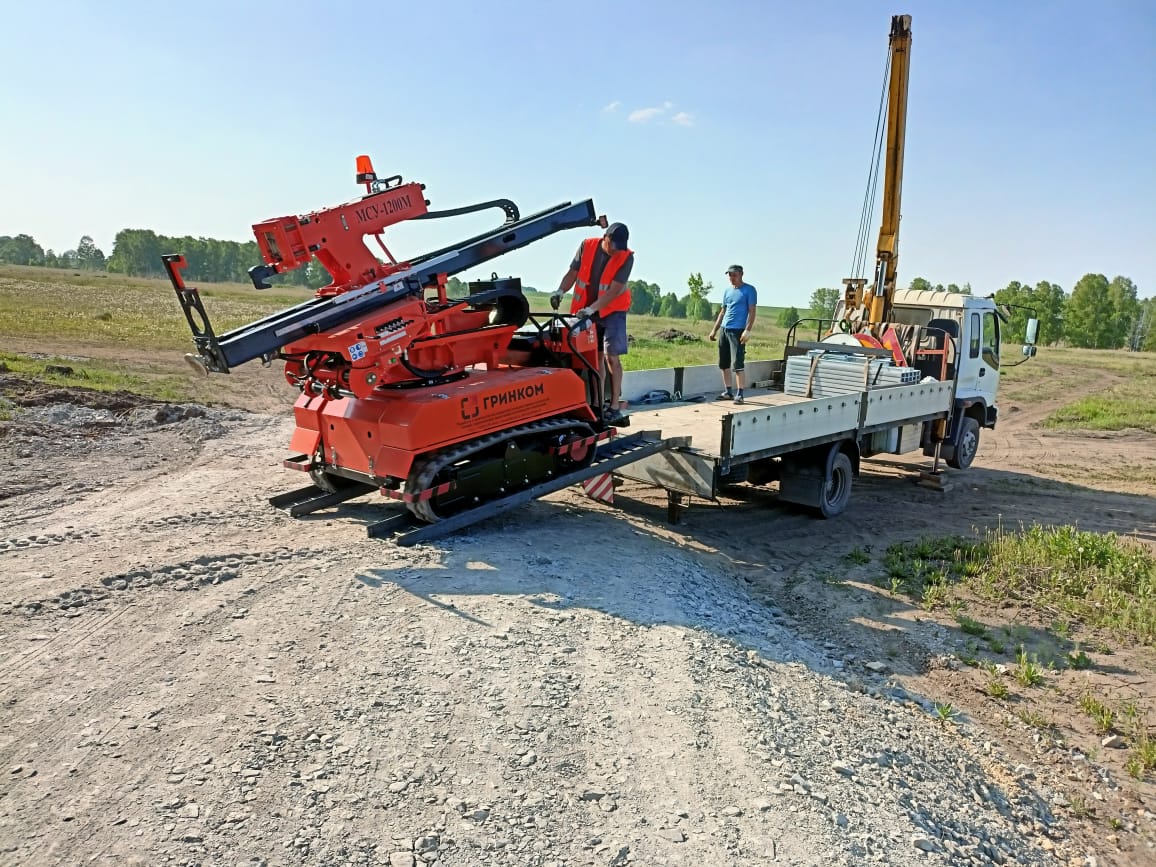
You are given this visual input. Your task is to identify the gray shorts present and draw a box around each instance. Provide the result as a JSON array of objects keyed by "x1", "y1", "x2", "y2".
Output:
[
  {"x1": 598, "y1": 311, "x2": 628, "y2": 356},
  {"x1": 718, "y1": 328, "x2": 746, "y2": 371}
]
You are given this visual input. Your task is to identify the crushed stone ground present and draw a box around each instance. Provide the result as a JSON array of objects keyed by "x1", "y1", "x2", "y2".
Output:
[{"x1": 1, "y1": 389, "x2": 1154, "y2": 867}]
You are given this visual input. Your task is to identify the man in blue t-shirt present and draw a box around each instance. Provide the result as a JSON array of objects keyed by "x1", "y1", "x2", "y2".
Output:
[{"x1": 708, "y1": 265, "x2": 758, "y2": 404}]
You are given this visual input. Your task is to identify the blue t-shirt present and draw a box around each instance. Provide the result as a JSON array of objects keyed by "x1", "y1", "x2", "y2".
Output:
[{"x1": 721, "y1": 282, "x2": 757, "y2": 330}]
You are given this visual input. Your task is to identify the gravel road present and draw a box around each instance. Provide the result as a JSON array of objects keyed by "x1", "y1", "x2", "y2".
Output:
[{"x1": 1, "y1": 396, "x2": 1152, "y2": 866}]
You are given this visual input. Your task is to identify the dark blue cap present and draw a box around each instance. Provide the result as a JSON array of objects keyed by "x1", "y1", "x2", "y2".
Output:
[{"x1": 605, "y1": 222, "x2": 629, "y2": 249}]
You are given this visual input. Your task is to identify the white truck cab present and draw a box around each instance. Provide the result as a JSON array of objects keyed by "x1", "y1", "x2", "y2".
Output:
[
  {"x1": 882, "y1": 289, "x2": 1011, "y2": 468},
  {"x1": 890, "y1": 289, "x2": 1001, "y2": 403}
]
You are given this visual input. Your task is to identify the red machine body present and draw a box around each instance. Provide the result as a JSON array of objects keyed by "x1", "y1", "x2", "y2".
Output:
[
  {"x1": 216, "y1": 156, "x2": 612, "y2": 522},
  {"x1": 286, "y1": 327, "x2": 601, "y2": 484}
]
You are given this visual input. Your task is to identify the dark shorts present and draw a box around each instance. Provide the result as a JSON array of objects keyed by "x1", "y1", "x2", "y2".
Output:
[
  {"x1": 597, "y1": 311, "x2": 628, "y2": 356},
  {"x1": 718, "y1": 328, "x2": 746, "y2": 371}
]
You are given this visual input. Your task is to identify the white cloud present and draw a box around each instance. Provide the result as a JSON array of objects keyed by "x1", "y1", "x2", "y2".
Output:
[
  {"x1": 628, "y1": 106, "x2": 665, "y2": 123},
  {"x1": 626, "y1": 101, "x2": 690, "y2": 125},
  {"x1": 603, "y1": 100, "x2": 621, "y2": 113}
]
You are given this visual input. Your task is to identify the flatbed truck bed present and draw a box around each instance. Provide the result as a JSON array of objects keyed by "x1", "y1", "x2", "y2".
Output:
[{"x1": 616, "y1": 360, "x2": 954, "y2": 516}]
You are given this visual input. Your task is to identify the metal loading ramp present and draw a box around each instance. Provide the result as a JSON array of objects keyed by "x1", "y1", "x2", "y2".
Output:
[{"x1": 269, "y1": 430, "x2": 683, "y2": 546}]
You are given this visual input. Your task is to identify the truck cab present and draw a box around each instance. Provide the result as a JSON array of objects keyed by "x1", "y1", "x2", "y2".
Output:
[
  {"x1": 890, "y1": 290, "x2": 1001, "y2": 408},
  {"x1": 881, "y1": 289, "x2": 1007, "y2": 468}
]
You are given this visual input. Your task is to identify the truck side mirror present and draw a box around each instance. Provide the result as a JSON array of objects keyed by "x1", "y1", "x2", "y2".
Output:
[
  {"x1": 1022, "y1": 345, "x2": 1037, "y2": 358},
  {"x1": 1024, "y1": 318, "x2": 1039, "y2": 345}
]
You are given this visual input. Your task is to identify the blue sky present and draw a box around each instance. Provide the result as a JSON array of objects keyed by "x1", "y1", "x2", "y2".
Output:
[{"x1": 2, "y1": 0, "x2": 1153, "y2": 306}]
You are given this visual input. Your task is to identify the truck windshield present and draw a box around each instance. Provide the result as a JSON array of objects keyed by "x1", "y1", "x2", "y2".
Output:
[{"x1": 889, "y1": 306, "x2": 932, "y2": 327}]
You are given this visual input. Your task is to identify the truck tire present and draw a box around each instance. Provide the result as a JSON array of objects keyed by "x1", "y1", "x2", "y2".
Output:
[
  {"x1": 817, "y1": 452, "x2": 853, "y2": 518},
  {"x1": 947, "y1": 417, "x2": 980, "y2": 470}
]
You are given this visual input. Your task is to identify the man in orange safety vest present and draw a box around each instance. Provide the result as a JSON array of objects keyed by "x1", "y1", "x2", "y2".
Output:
[{"x1": 551, "y1": 222, "x2": 633, "y2": 425}]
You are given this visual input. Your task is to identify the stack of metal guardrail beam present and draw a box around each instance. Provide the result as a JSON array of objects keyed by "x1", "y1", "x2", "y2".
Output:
[{"x1": 785, "y1": 350, "x2": 920, "y2": 397}]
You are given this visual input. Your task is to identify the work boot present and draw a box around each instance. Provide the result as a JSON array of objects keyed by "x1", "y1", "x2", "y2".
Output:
[{"x1": 604, "y1": 408, "x2": 630, "y2": 427}]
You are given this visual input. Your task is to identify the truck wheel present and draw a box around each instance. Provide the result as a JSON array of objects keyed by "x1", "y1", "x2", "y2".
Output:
[
  {"x1": 947, "y1": 417, "x2": 980, "y2": 470},
  {"x1": 817, "y1": 452, "x2": 853, "y2": 518}
]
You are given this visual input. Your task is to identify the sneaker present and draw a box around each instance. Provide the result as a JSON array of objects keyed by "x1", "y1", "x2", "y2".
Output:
[
  {"x1": 719, "y1": 390, "x2": 734, "y2": 401},
  {"x1": 733, "y1": 393, "x2": 745, "y2": 405}
]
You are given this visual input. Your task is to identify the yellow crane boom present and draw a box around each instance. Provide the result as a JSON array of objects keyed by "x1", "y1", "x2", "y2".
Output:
[{"x1": 843, "y1": 13, "x2": 913, "y2": 333}]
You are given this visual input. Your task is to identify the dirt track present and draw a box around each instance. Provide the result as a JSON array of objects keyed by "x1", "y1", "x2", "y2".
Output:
[{"x1": 1, "y1": 370, "x2": 1155, "y2": 867}]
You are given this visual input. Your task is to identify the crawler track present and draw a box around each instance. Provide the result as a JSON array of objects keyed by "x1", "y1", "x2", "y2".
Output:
[{"x1": 405, "y1": 417, "x2": 595, "y2": 523}]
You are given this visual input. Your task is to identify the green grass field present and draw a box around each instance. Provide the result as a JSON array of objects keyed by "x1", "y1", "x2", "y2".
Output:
[
  {"x1": 0, "y1": 265, "x2": 315, "y2": 351},
  {"x1": 1000, "y1": 346, "x2": 1156, "y2": 433},
  {"x1": 4, "y1": 265, "x2": 1155, "y2": 432},
  {"x1": 0, "y1": 264, "x2": 801, "y2": 370},
  {"x1": 523, "y1": 288, "x2": 804, "y2": 370},
  {"x1": 0, "y1": 351, "x2": 192, "y2": 403}
]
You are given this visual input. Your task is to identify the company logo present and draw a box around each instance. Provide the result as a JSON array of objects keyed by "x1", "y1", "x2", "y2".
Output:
[
  {"x1": 460, "y1": 395, "x2": 480, "y2": 421},
  {"x1": 459, "y1": 383, "x2": 545, "y2": 421},
  {"x1": 483, "y1": 383, "x2": 545, "y2": 410}
]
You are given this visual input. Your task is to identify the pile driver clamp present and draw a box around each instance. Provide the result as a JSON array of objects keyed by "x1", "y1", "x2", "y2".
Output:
[{"x1": 165, "y1": 156, "x2": 664, "y2": 537}]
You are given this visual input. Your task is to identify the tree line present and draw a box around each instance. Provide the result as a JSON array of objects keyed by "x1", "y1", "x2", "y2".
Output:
[
  {"x1": 625, "y1": 272, "x2": 717, "y2": 321},
  {"x1": 0, "y1": 231, "x2": 327, "y2": 288},
  {"x1": 0, "y1": 231, "x2": 725, "y2": 317},
  {"x1": 2, "y1": 231, "x2": 1151, "y2": 350},
  {"x1": 991, "y1": 275, "x2": 1150, "y2": 351},
  {"x1": 902, "y1": 275, "x2": 1148, "y2": 352},
  {"x1": 0, "y1": 233, "x2": 108, "y2": 272},
  {"x1": 775, "y1": 278, "x2": 1153, "y2": 352}
]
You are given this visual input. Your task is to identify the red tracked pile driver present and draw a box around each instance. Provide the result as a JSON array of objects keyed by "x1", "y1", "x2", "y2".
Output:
[{"x1": 166, "y1": 155, "x2": 622, "y2": 526}]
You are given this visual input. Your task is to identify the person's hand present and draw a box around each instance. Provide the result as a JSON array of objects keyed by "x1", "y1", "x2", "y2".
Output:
[
  {"x1": 549, "y1": 289, "x2": 564, "y2": 310},
  {"x1": 740, "y1": 330, "x2": 750, "y2": 345},
  {"x1": 708, "y1": 329, "x2": 718, "y2": 342},
  {"x1": 576, "y1": 307, "x2": 593, "y2": 319}
]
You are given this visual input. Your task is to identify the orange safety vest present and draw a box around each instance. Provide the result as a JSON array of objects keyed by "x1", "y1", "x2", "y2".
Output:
[{"x1": 572, "y1": 237, "x2": 632, "y2": 315}]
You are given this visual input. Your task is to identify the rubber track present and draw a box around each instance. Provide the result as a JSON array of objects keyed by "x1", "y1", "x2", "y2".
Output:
[{"x1": 405, "y1": 418, "x2": 594, "y2": 523}]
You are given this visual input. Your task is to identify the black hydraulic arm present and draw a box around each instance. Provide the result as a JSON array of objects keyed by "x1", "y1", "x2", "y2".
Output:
[{"x1": 165, "y1": 199, "x2": 600, "y2": 373}]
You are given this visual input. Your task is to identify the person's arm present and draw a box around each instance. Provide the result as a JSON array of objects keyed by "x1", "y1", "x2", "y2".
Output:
[
  {"x1": 709, "y1": 302, "x2": 726, "y2": 340},
  {"x1": 552, "y1": 245, "x2": 586, "y2": 307},
  {"x1": 556, "y1": 269, "x2": 578, "y2": 295},
  {"x1": 550, "y1": 268, "x2": 577, "y2": 310},
  {"x1": 741, "y1": 297, "x2": 757, "y2": 344}
]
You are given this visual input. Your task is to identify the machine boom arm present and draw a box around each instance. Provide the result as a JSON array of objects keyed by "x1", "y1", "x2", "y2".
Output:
[
  {"x1": 248, "y1": 181, "x2": 428, "y2": 294},
  {"x1": 167, "y1": 199, "x2": 599, "y2": 374}
]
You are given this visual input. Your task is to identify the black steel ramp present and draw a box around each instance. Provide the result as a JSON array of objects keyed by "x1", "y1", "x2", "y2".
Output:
[
  {"x1": 368, "y1": 429, "x2": 681, "y2": 546},
  {"x1": 269, "y1": 481, "x2": 376, "y2": 517}
]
